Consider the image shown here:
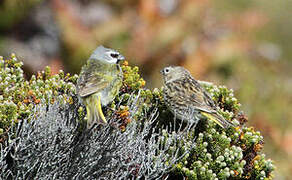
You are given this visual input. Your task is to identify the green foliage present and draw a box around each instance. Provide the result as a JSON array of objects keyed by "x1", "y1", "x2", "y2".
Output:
[
  {"x1": 0, "y1": 55, "x2": 275, "y2": 179},
  {"x1": 158, "y1": 119, "x2": 274, "y2": 179},
  {"x1": 121, "y1": 61, "x2": 146, "y2": 91},
  {"x1": 0, "y1": 54, "x2": 77, "y2": 133},
  {"x1": 204, "y1": 84, "x2": 241, "y2": 112}
]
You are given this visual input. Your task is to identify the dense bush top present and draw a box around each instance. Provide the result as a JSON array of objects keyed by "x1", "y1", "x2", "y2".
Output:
[{"x1": 0, "y1": 54, "x2": 274, "y2": 179}]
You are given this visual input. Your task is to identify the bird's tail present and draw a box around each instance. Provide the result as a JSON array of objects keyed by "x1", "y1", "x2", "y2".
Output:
[
  {"x1": 201, "y1": 112, "x2": 234, "y2": 129},
  {"x1": 85, "y1": 94, "x2": 107, "y2": 129}
]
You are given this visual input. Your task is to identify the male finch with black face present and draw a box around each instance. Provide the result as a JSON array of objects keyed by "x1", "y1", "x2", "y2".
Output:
[
  {"x1": 160, "y1": 66, "x2": 234, "y2": 128},
  {"x1": 77, "y1": 46, "x2": 124, "y2": 129}
]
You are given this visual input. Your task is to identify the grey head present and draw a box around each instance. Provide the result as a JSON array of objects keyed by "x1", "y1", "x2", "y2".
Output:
[
  {"x1": 160, "y1": 66, "x2": 191, "y2": 84},
  {"x1": 89, "y1": 45, "x2": 125, "y2": 64}
]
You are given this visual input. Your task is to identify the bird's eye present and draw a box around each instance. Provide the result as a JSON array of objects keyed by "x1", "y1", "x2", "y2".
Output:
[
  {"x1": 165, "y1": 68, "x2": 170, "y2": 73},
  {"x1": 110, "y1": 53, "x2": 119, "y2": 58}
]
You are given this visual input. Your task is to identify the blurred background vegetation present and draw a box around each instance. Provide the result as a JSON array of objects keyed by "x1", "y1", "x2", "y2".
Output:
[{"x1": 0, "y1": 0, "x2": 291, "y2": 178}]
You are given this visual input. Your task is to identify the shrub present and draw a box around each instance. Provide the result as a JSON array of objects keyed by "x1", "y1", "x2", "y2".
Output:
[{"x1": 0, "y1": 54, "x2": 275, "y2": 179}]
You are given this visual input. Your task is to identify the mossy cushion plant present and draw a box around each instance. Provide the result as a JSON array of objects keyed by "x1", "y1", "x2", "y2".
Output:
[{"x1": 0, "y1": 54, "x2": 275, "y2": 179}]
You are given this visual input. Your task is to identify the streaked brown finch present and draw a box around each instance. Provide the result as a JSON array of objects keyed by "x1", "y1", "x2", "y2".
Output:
[{"x1": 160, "y1": 66, "x2": 234, "y2": 129}]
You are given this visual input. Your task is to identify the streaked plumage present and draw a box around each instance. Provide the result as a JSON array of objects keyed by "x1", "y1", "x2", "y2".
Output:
[
  {"x1": 160, "y1": 66, "x2": 234, "y2": 128},
  {"x1": 77, "y1": 46, "x2": 124, "y2": 129}
]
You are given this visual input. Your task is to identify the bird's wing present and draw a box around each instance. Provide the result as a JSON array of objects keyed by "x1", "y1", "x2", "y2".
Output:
[
  {"x1": 185, "y1": 78, "x2": 217, "y2": 113},
  {"x1": 77, "y1": 63, "x2": 112, "y2": 97}
]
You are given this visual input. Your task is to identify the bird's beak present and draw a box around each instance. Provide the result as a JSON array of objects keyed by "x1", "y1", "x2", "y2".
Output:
[
  {"x1": 117, "y1": 54, "x2": 125, "y2": 63},
  {"x1": 160, "y1": 69, "x2": 164, "y2": 75}
]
